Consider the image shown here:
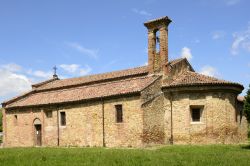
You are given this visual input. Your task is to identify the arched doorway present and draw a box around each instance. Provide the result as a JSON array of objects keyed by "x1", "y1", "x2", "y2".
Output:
[{"x1": 33, "y1": 118, "x2": 42, "y2": 146}]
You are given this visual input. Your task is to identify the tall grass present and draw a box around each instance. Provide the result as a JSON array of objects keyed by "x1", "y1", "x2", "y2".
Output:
[{"x1": 0, "y1": 145, "x2": 250, "y2": 166}]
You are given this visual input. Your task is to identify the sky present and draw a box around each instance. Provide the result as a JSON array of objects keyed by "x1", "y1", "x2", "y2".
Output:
[{"x1": 0, "y1": 0, "x2": 249, "y2": 103}]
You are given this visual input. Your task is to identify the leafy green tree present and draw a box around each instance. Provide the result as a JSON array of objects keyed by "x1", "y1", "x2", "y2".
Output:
[
  {"x1": 0, "y1": 108, "x2": 2, "y2": 132},
  {"x1": 244, "y1": 84, "x2": 250, "y2": 123}
]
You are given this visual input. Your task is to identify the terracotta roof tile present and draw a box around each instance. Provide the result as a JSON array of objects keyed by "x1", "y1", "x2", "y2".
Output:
[
  {"x1": 6, "y1": 76, "x2": 159, "y2": 108},
  {"x1": 33, "y1": 58, "x2": 185, "y2": 91},
  {"x1": 35, "y1": 66, "x2": 148, "y2": 91},
  {"x1": 164, "y1": 71, "x2": 243, "y2": 88},
  {"x1": 32, "y1": 78, "x2": 59, "y2": 88},
  {"x1": 5, "y1": 58, "x2": 237, "y2": 108}
]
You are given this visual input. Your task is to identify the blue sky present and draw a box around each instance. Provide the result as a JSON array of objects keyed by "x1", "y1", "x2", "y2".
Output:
[{"x1": 0, "y1": 0, "x2": 249, "y2": 103}]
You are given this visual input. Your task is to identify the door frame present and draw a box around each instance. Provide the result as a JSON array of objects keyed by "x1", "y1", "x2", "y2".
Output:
[{"x1": 33, "y1": 118, "x2": 42, "y2": 146}]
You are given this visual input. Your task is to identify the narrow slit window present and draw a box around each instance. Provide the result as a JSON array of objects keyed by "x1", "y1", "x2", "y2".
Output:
[
  {"x1": 115, "y1": 105, "x2": 123, "y2": 123},
  {"x1": 60, "y1": 112, "x2": 66, "y2": 126},
  {"x1": 155, "y1": 30, "x2": 160, "y2": 53},
  {"x1": 235, "y1": 109, "x2": 238, "y2": 122},
  {"x1": 14, "y1": 115, "x2": 18, "y2": 126}
]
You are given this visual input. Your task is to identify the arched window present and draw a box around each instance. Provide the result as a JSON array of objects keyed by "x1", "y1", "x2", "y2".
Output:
[
  {"x1": 155, "y1": 30, "x2": 160, "y2": 53},
  {"x1": 33, "y1": 118, "x2": 41, "y2": 125}
]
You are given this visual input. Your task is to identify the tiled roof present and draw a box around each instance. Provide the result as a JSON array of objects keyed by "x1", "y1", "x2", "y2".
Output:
[
  {"x1": 34, "y1": 66, "x2": 148, "y2": 91},
  {"x1": 32, "y1": 78, "x2": 59, "y2": 88},
  {"x1": 144, "y1": 16, "x2": 172, "y2": 28},
  {"x1": 2, "y1": 59, "x2": 182, "y2": 107},
  {"x1": 166, "y1": 58, "x2": 185, "y2": 66},
  {"x1": 3, "y1": 58, "x2": 243, "y2": 108},
  {"x1": 163, "y1": 71, "x2": 243, "y2": 88},
  {"x1": 5, "y1": 76, "x2": 160, "y2": 108},
  {"x1": 32, "y1": 58, "x2": 186, "y2": 91}
]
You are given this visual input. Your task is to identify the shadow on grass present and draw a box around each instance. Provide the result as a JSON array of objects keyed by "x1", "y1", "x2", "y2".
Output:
[{"x1": 241, "y1": 144, "x2": 250, "y2": 150}]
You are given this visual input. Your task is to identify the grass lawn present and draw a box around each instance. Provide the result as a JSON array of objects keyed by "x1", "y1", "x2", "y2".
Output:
[{"x1": 0, "y1": 145, "x2": 250, "y2": 166}]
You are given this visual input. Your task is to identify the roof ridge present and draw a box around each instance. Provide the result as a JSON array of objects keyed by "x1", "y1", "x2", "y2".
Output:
[
  {"x1": 33, "y1": 58, "x2": 187, "y2": 91},
  {"x1": 5, "y1": 75, "x2": 159, "y2": 108},
  {"x1": 36, "y1": 75, "x2": 155, "y2": 94},
  {"x1": 164, "y1": 70, "x2": 243, "y2": 89},
  {"x1": 34, "y1": 65, "x2": 149, "y2": 91},
  {"x1": 60, "y1": 65, "x2": 148, "y2": 81},
  {"x1": 32, "y1": 78, "x2": 59, "y2": 88},
  {"x1": 186, "y1": 71, "x2": 230, "y2": 83}
]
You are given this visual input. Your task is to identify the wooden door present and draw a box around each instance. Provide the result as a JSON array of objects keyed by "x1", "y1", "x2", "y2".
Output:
[{"x1": 35, "y1": 125, "x2": 42, "y2": 146}]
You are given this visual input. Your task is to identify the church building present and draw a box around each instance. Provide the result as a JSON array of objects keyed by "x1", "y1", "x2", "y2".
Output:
[{"x1": 1, "y1": 16, "x2": 248, "y2": 147}]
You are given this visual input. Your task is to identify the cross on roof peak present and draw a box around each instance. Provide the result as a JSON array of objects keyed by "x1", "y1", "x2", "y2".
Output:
[{"x1": 53, "y1": 65, "x2": 58, "y2": 79}]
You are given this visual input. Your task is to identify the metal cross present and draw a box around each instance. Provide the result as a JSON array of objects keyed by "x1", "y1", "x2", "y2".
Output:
[{"x1": 53, "y1": 66, "x2": 57, "y2": 76}]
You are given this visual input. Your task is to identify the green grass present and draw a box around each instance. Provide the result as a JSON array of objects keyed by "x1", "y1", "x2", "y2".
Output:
[{"x1": 0, "y1": 145, "x2": 250, "y2": 166}]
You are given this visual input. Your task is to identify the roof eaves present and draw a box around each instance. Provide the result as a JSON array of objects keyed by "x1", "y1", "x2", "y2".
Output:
[
  {"x1": 5, "y1": 91, "x2": 141, "y2": 110},
  {"x1": 2, "y1": 90, "x2": 35, "y2": 107},
  {"x1": 162, "y1": 82, "x2": 244, "y2": 90}
]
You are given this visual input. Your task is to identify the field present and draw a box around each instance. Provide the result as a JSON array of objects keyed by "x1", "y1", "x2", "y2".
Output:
[{"x1": 0, "y1": 144, "x2": 250, "y2": 166}]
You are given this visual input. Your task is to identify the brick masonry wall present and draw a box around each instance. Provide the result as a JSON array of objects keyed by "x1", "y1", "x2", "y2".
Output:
[
  {"x1": 141, "y1": 78, "x2": 165, "y2": 145},
  {"x1": 57, "y1": 102, "x2": 103, "y2": 147},
  {"x1": 4, "y1": 108, "x2": 44, "y2": 147},
  {"x1": 104, "y1": 96, "x2": 143, "y2": 147},
  {"x1": 4, "y1": 95, "x2": 143, "y2": 147},
  {"x1": 163, "y1": 91, "x2": 248, "y2": 144},
  {"x1": 3, "y1": 84, "x2": 247, "y2": 147}
]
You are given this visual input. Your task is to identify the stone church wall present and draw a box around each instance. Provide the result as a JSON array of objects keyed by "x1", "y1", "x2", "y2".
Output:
[
  {"x1": 3, "y1": 95, "x2": 143, "y2": 147},
  {"x1": 4, "y1": 108, "x2": 44, "y2": 147},
  {"x1": 141, "y1": 77, "x2": 165, "y2": 145},
  {"x1": 103, "y1": 96, "x2": 143, "y2": 147},
  {"x1": 164, "y1": 91, "x2": 248, "y2": 144}
]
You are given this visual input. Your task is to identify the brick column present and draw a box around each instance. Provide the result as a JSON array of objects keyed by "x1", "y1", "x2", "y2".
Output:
[
  {"x1": 159, "y1": 26, "x2": 169, "y2": 74},
  {"x1": 148, "y1": 30, "x2": 156, "y2": 74},
  {"x1": 159, "y1": 26, "x2": 168, "y2": 66}
]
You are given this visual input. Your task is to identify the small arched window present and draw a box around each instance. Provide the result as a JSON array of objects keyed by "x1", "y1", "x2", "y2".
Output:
[{"x1": 155, "y1": 30, "x2": 160, "y2": 53}]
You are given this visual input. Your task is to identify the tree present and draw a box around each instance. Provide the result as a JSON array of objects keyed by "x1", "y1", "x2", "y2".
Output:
[
  {"x1": 0, "y1": 108, "x2": 2, "y2": 132},
  {"x1": 244, "y1": 84, "x2": 250, "y2": 123}
]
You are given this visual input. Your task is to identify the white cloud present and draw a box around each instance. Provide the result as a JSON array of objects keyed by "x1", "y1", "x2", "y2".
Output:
[
  {"x1": 199, "y1": 65, "x2": 219, "y2": 77},
  {"x1": 32, "y1": 70, "x2": 53, "y2": 78},
  {"x1": 0, "y1": 66, "x2": 32, "y2": 97},
  {"x1": 60, "y1": 64, "x2": 80, "y2": 73},
  {"x1": 79, "y1": 65, "x2": 92, "y2": 76},
  {"x1": 0, "y1": 62, "x2": 92, "y2": 102},
  {"x1": 66, "y1": 42, "x2": 98, "y2": 59},
  {"x1": 180, "y1": 47, "x2": 193, "y2": 60},
  {"x1": 224, "y1": 0, "x2": 241, "y2": 6},
  {"x1": 26, "y1": 69, "x2": 52, "y2": 79},
  {"x1": 2, "y1": 63, "x2": 22, "y2": 72},
  {"x1": 59, "y1": 64, "x2": 91, "y2": 76},
  {"x1": 212, "y1": 31, "x2": 226, "y2": 40},
  {"x1": 132, "y1": 8, "x2": 152, "y2": 17},
  {"x1": 231, "y1": 24, "x2": 250, "y2": 55}
]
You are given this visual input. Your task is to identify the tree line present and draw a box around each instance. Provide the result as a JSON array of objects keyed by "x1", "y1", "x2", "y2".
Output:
[{"x1": 0, "y1": 108, "x2": 2, "y2": 132}]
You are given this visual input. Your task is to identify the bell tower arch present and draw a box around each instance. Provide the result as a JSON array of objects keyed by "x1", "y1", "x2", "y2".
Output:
[{"x1": 144, "y1": 16, "x2": 172, "y2": 74}]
